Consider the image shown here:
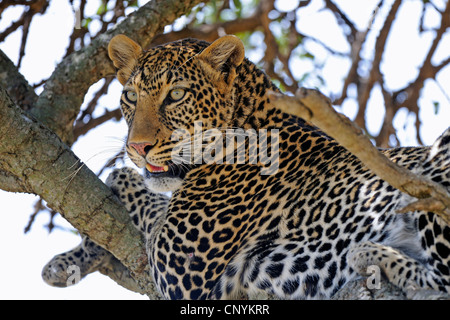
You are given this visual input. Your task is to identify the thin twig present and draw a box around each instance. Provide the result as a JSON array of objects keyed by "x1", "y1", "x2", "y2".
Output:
[{"x1": 355, "y1": 0, "x2": 401, "y2": 129}]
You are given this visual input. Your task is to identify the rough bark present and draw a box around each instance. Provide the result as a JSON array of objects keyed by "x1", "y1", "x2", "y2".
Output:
[
  {"x1": 0, "y1": 49, "x2": 37, "y2": 111},
  {"x1": 0, "y1": 86, "x2": 160, "y2": 297},
  {"x1": 0, "y1": 0, "x2": 207, "y2": 299}
]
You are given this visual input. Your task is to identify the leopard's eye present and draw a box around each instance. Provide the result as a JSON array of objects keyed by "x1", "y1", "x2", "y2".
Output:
[
  {"x1": 169, "y1": 88, "x2": 186, "y2": 101},
  {"x1": 126, "y1": 90, "x2": 138, "y2": 103}
]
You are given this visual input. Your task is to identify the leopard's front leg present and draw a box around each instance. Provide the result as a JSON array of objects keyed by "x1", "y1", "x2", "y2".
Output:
[
  {"x1": 107, "y1": 167, "x2": 241, "y2": 299},
  {"x1": 42, "y1": 167, "x2": 169, "y2": 292},
  {"x1": 107, "y1": 167, "x2": 203, "y2": 299},
  {"x1": 42, "y1": 236, "x2": 109, "y2": 287},
  {"x1": 106, "y1": 167, "x2": 169, "y2": 237}
]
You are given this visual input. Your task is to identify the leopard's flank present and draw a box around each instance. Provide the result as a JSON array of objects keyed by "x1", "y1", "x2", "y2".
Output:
[{"x1": 43, "y1": 35, "x2": 450, "y2": 299}]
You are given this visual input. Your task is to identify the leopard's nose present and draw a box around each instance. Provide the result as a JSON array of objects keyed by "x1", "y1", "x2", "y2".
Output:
[{"x1": 128, "y1": 142, "x2": 154, "y2": 157}]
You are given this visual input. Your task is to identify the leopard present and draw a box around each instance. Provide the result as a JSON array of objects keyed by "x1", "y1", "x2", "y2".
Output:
[{"x1": 42, "y1": 34, "x2": 450, "y2": 299}]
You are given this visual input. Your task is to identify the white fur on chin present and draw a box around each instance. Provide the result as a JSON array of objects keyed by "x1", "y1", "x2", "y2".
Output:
[{"x1": 144, "y1": 176, "x2": 183, "y2": 193}]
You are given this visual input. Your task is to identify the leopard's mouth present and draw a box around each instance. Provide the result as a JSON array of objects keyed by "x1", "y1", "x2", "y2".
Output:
[
  {"x1": 145, "y1": 162, "x2": 189, "y2": 179},
  {"x1": 146, "y1": 163, "x2": 169, "y2": 174}
]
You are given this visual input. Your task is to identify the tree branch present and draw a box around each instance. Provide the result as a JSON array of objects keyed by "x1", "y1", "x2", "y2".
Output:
[
  {"x1": 0, "y1": 0, "x2": 209, "y2": 298},
  {"x1": 377, "y1": 0, "x2": 450, "y2": 146},
  {"x1": 323, "y1": 0, "x2": 358, "y2": 43},
  {"x1": 0, "y1": 49, "x2": 37, "y2": 111},
  {"x1": 269, "y1": 88, "x2": 450, "y2": 225},
  {"x1": 0, "y1": 169, "x2": 28, "y2": 193},
  {"x1": 0, "y1": 86, "x2": 161, "y2": 298},
  {"x1": 355, "y1": 0, "x2": 401, "y2": 129},
  {"x1": 396, "y1": 0, "x2": 450, "y2": 113},
  {"x1": 374, "y1": 83, "x2": 399, "y2": 147},
  {"x1": 332, "y1": 1, "x2": 382, "y2": 106},
  {"x1": 149, "y1": 0, "x2": 263, "y2": 46},
  {"x1": 73, "y1": 108, "x2": 122, "y2": 141}
]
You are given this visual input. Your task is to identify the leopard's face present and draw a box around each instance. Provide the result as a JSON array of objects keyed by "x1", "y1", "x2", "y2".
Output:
[{"x1": 109, "y1": 36, "x2": 245, "y2": 192}]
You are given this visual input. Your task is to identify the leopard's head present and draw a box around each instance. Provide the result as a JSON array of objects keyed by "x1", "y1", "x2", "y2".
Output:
[{"x1": 108, "y1": 35, "x2": 246, "y2": 192}]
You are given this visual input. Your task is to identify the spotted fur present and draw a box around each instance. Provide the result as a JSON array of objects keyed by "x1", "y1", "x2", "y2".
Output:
[{"x1": 43, "y1": 35, "x2": 450, "y2": 299}]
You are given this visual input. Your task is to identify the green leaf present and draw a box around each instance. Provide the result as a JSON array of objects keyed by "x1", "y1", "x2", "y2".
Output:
[
  {"x1": 272, "y1": 79, "x2": 286, "y2": 92},
  {"x1": 82, "y1": 17, "x2": 92, "y2": 28},
  {"x1": 97, "y1": 2, "x2": 107, "y2": 15},
  {"x1": 316, "y1": 75, "x2": 325, "y2": 86},
  {"x1": 235, "y1": 31, "x2": 252, "y2": 48},
  {"x1": 300, "y1": 52, "x2": 315, "y2": 60},
  {"x1": 298, "y1": 72, "x2": 310, "y2": 84},
  {"x1": 433, "y1": 101, "x2": 440, "y2": 114},
  {"x1": 233, "y1": 0, "x2": 242, "y2": 18}
]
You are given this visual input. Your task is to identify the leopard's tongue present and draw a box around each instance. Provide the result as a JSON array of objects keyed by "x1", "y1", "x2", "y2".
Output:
[{"x1": 146, "y1": 163, "x2": 169, "y2": 173}]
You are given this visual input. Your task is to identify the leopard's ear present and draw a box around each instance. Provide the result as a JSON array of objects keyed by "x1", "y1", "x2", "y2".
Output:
[
  {"x1": 108, "y1": 35, "x2": 142, "y2": 85},
  {"x1": 198, "y1": 35, "x2": 245, "y2": 90}
]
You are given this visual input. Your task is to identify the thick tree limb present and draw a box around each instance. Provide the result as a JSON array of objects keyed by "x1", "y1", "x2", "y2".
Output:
[
  {"x1": 0, "y1": 49, "x2": 37, "y2": 111},
  {"x1": 0, "y1": 86, "x2": 161, "y2": 298},
  {"x1": 0, "y1": 169, "x2": 28, "y2": 193},
  {"x1": 0, "y1": 0, "x2": 208, "y2": 298},
  {"x1": 269, "y1": 88, "x2": 450, "y2": 225}
]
